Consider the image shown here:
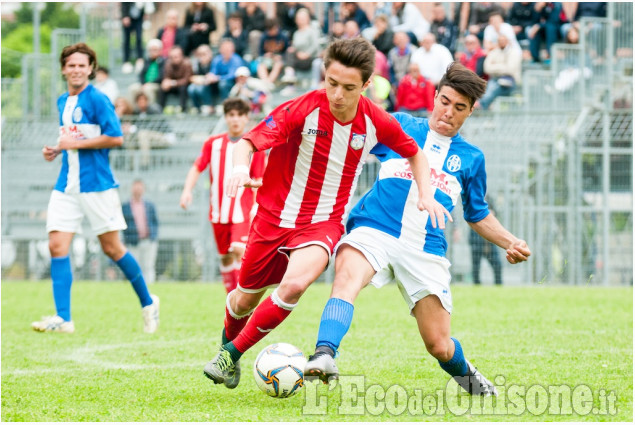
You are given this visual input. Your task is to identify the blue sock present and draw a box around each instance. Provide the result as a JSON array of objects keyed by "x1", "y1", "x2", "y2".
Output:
[
  {"x1": 116, "y1": 252, "x2": 152, "y2": 307},
  {"x1": 51, "y1": 255, "x2": 73, "y2": 321},
  {"x1": 439, "y1": 337, "x2": 469, "y2": 377},
  {"x1": 316, "y1": 298, "x2": 354, "y2": 353}
]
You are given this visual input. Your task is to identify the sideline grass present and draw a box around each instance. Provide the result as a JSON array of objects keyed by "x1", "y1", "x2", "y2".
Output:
[{"x1": 1, "y1": 281, "x2": 632, "y2": 421}]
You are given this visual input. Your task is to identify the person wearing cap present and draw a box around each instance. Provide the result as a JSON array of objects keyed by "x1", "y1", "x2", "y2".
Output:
[{"x1": 229, "y1": 66, "x2": 272, "y2": 114}]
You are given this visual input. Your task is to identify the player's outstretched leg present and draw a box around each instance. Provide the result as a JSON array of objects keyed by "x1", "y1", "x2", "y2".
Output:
[
  {"x1": 304, "y1": 297, "x2": 354, "y2": 383},
  {"x1": 439, "y1": 337, "x2": 498, "y2": 396},
  {"x1": 115, "y1": 251, "x2": 159, "y2": 333},
  {"x1": 32, "y1": 255, "x2": 75, "y2": 333},
  {"x1": 204, "y1": 288, "x2": 296, "y2": 388}
]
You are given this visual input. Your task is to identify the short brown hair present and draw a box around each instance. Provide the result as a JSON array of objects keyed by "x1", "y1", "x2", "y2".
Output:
[
  {"x1": 437, "y1": 62, "x2": 487, "y2": 107},
  {"x1": 60, "y1": 43, "x2": 98, "y2": 79},
  {"x1": 323, "y1": 38, "x2": 376, "y2": 84},
  {"x1": 223, "y1": 98, "x2": 250, "y2": 116}
]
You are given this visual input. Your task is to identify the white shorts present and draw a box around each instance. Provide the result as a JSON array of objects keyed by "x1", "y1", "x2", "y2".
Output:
[
  {"x1": 46, "y1": 189, "x2": 127, "y2": 235},
  {"x1": 336, "y1": 226, "x2": 453, "y2": 315}
]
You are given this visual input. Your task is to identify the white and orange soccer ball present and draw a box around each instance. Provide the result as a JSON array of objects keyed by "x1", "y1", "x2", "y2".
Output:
[{"x1": 253, "y1": 343, "x2": 307, "y2": 398}]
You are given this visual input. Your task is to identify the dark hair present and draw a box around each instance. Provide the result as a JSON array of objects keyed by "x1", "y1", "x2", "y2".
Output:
[
  {"x1": 488, "y1": 10, "x2": 503, "y2": 20},
  {"x1": 323, "y1": 38, "x2": 376, "y2": 84},
  {"x1": 228, "y1": 12, "x2": 242, "y2": 21},
  {"x1": 96, "y1": 66, "x2": 109, "y2": 75},
  {"x1": 134, "y1": 92, "x2": 149, "y2": 102},
  {"x1": 60, "y1": 42, "x2": 97, "y2": 79},
  {"x1": 437, "y1": 62, "x2": 487, "y2": 107},
  {"x1": 264, "y1": 18, "x2": 279, "y2": 31},
  {"x1": 223, "y1": 98, "x2": 250, "y2": 116}
]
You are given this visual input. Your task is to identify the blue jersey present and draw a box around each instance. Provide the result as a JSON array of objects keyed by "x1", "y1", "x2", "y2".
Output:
[
  {"x1": 347, "y1": 113, "x2": 490, "y2": 257},
  {"x1": 54, "y1": 84, "x2": 122, "y2": 193}
]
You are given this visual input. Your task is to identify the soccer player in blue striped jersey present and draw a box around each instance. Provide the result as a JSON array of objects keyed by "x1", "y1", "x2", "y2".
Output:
[
  {"x1": 304, "y1": 62, "x2": 532, "y2": 396},
  {"x1": 31, "y1": 43, "x2": 159, "y2": 334}
]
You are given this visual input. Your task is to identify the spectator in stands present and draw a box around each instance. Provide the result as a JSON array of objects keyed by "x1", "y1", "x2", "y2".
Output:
[
  {"x1": 224, "y1": 13, "x2": 249, "y2": 58},
  {"x1": 121, "y1": 2, "x2": 154, "y2": 74},
  {"x1": 188, "y1": 44, "x2": 215, "y2": 115},
  {"x1": 114, "y1": 97, "x2": 134, "y2": 120},
  {"x1": 456, "y1": 34, "x2": 487, "y2": 79},
  {"x1": 430, "y1": 3, "x2": 459, "y2": 55},
  {"x1": 341, "y1": 2, "x2": 371, "y2": 32},
  {"x1": 133, "y1": 92, "x2": 162, "y2": 116},
  {"x1": 158, "y1": 45, "x2": 193, "y2": 114},
  {"x1": 388, "y1": 31, "x2": 415, "y2": 84},
  {"x1": 122, "y1": 179, "x2": 159, "y2": 284},
  {"x1": 507, "y1": 2, "x2": 538, "y2": 50},
  {"x1": 209, "y1": 39, "x2": 244, "y2": 104},
  {"x1": 281, "y1": 7, "x2": 321, "y2": 95},
  {"x1": 528, "y1": 2, "x2": 565, "y2": 63},
  {"x1": 389, "y1": 2, "x2": 430, "y2": 45},
  {"x1": 458, "y1": 2, "x2": 505, "y2": 41},
  {"x1": 129, "y1": 39, "x2": 165, "y2": 106},
  {"x1": 237, "y1": 4, "x2": 266, "y2": 60},
  {"x1": 561, "y1": 1, "x2": 606, "y2": 37},
  {"x1": 410, "y1": 32, "x2": 454, "y2": 86},
  {"x1": 93, "y1": 67, "x2": 119, "y2": 104},
  {"x1": 365, "y1": 14, "x2": 394, "y2": 57},
  {"x1": 483, "y1": 10, "x2": 522, "y2": 53},
  {"x1": 477, "y1": 34, "x2": 523, "y2": 110},
  {"x1": 395, "y1": 62, "x2": 435, "y2": 113},
  {"x1": 184, "y1": 2, "x2": 217, "y2": 56},
  {"x1": 229, "y1": 66, "x2": 272, "y2": 114},
  {"x1": 276, "y1": 2, "x2": 309, "y2": 38},
  {"x1": 180, "y1": 98, "x2": 267, "y2": 294},
  {"x1": 342, "y1": 19, "x2": 362, "y2": 39},
  {"x1": 257, "y1": 18, "x2": 290, "y2": 86},
  {"x1": 329, "y1": 20, "x2": 346, "y2": 41},
  {"x1": 157, "y1": 9, "x2": 188, "y2": 59}
]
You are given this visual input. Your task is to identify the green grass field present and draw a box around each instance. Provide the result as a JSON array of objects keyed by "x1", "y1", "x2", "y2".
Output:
[{"x1": 1, "y1": 281, "x2": 632, "y2": 421}]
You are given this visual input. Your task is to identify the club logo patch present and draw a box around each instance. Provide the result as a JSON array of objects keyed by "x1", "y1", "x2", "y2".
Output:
[
  {"x1": 265, "y1": 115, "x2": 277, "y2": 129},
  {"x1": 350, "y1": 133, "x2": 366, "y2": 150},
  {"x1": 72, "y1": 107, "x2": 83, "y2": 122},
  {"x1": 446, "y1": 154, "x2": 461, "y2": 172}
]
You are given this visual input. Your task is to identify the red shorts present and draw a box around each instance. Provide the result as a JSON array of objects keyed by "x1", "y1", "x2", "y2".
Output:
[
  {"x1": 237, "y1": 215, "x2": 344, "y2": 292},
  {"x1": 212, "y1": 221, "x2": 250, "y2": 255}
]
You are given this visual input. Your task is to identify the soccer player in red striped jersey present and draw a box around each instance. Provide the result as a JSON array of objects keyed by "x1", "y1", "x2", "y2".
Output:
[
  {"x1": 180, "y1": 98, "x2": 266, "y2": 293},
  {"x1": 203, "y1": 38, "x2": 451, "y2": 389}
]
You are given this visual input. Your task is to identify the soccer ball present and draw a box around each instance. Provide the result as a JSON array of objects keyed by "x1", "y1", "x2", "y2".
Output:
[{"x1": 253, "y1": 342, "x2": 307, "y2": 398}]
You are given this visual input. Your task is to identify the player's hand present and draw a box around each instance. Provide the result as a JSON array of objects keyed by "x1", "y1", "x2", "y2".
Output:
[
  {"x1": 57, "y1": 135, "x2": 78, "y2": 150},
  {"x1": 42, "y1": 145, "x2": 60, "y2": 161},
  {"x1": 417, "y1": 195, "x2": 452, "y2": 229},
  {"x1": 506, "y1": 239, "x2": 531, "y2": 264},
  {"x1": 226, "y1": 171, "x2": 262, "y2": 198},
  {"x1": 180, "y1": 191, "x2": 192, "y2": 210}
]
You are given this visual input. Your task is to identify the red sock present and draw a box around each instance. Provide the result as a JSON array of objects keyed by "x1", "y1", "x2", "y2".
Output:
[
  {"x1": 229, "y1": 261, "x2": 240, "y2": 293},
  {"x1": 224, "y1": 293, "x2": 252, "y2": 341},
  {"x1": 232, "y1": 289, "x2": 295, "y2": 353},
  {"x1": 220, "y1": 263, "x2": 234, "y2": 294}
]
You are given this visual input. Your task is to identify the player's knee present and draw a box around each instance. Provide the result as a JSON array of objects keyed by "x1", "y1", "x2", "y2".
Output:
[
  {"x1": 48, "y1": 239, "x2": 68, "y2": 257},
  {"x1": 277, "y1": 279, "x2": 309, "y2": 301},
  {"x1": 425, "y1": 338, "x2": 452, "y2": 362},
  {"x1": 233, "y1": 292, "x2": 259, "y2": 315}
]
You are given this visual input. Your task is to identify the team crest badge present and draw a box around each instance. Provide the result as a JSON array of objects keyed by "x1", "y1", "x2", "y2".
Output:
[
  {"x1": 446, "y1": 154, "x2": 461, "y2": 172},
  {"x1": 72, "y1": 107, "x2": 83, "y2": 122},
  {"x1": 350, "y1": 133, "x2": 366, "y2": 150}
]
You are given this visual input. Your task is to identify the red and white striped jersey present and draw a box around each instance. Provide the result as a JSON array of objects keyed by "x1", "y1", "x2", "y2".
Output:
[
  {"x1": 244, "y1": 89, "x2": 419, "y2": 228},
  {"x1": 194, "y1": 133, "x2": 266, "y2": 224}
]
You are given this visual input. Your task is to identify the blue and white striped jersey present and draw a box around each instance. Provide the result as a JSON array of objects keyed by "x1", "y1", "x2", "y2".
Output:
[
  {"x1": 54, "y1": 84, "x2": 122, "y2": 193},
  {"x1": 347, "y1": 113, "x2": 490, "y2": 257}
]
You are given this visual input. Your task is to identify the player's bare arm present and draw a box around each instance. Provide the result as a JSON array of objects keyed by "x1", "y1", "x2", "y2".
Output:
[
  {"x1": 468, "y1": 214, "x2": 531, "y2": 264},
  {"x1": 180, "y1": 165, "x2": 202, "y2": 209},
  {"x1": 226, "y1": 138, "x2": 262, "y2": 197},
  {"x1": 407, "y1": 149, "x2": 452, "y2": 229},
  {"x1": 57, "y1": 134, "x2": 123, "y2": 150}
]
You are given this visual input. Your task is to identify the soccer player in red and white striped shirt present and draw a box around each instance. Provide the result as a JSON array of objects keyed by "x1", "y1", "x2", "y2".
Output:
[
  {"x1": 180, "y1": 98, "x2": 266, "y2": 293},
  {"x1": 204, "y1": 38, "x2": 450, "y2": 389}
]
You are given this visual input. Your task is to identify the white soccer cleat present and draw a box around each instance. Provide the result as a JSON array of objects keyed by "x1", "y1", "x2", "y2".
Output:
[
  {"x1": 31, "y1": 315, "x2": 75, "y2": 333},
  {"x1": 453, "y1": 360, "x2": 498, "y2": 396},
  {"x1": 142, "y1": 294, "x2": 160, "y2": 333}
]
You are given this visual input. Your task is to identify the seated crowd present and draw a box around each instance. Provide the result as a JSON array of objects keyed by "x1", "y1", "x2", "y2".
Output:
[{"x1": 110, "y1": 1, "x2": 608, "y2": 119}]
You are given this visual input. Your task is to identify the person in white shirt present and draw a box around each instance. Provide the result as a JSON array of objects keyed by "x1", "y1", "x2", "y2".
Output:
[
  {"x1": 389, "y1": 2, "x2": 430, "y2": 44},
  {"x1": 483, "y1": 11, "x2": 521, "y2": 53},
  {"x1": 477, "y1": 34, "x2": 523, "y2": 110},
  {"x1": 410, "y1": 33, "x2": 454, "y2": 86}
]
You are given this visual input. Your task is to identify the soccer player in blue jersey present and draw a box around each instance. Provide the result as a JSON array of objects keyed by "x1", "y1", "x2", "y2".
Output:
[
  {"x1": 304, "y1": 62, "x2": 531, "y2": 395},
  {"x1": 32, "y1": 43, "x2": 160, "y2": 334}
]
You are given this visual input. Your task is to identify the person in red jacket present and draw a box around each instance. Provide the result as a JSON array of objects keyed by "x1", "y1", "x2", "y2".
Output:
[
  {"x1": 395, "y1": 62, "x2": 435, "y2": 113},
  {"x1": 456, "y1": 34, "x2": 487, "y2": 79}
]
